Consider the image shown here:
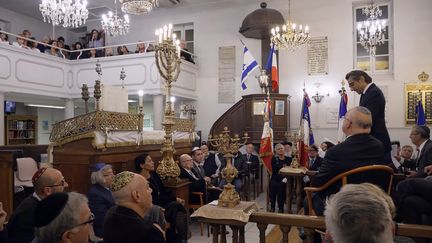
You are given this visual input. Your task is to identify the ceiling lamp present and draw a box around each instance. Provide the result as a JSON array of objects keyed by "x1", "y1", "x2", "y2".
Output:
[
  {"x1": 120, "y1": 0, "x2": 159, "y2": 15},
  {"x1": 101, "y1": 0, "x2": 130, "y2": 37},
  {"x1": 270, "y1": 0, "x2": 310, "y2": 51},
  {"x1": 39, "y1": 0, "x2": 89, "y2": 28},
  {"x1": 356, "y1": 1, "x2": 387, "y2": 56}
]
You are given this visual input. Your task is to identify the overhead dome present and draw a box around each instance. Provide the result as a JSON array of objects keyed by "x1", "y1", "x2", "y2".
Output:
[{"x1": 239, "y1": 2, "x2": 285, "y2": 39}]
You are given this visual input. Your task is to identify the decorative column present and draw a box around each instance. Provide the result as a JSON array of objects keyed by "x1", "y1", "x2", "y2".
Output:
[
  {"x1": 64, "y1": 99, "x2": 74, "y2": 120},
  {"x1": 0, "y1": 92, "x2": 4, "y2": 145},
  {"x1": 153, "y1": 94, "x2": 164, "y2": 130}
]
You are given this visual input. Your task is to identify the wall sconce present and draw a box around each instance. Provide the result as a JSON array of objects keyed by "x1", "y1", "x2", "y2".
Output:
[{"x1": 311, "y1": 83, "x2": 329, "y2": 103}]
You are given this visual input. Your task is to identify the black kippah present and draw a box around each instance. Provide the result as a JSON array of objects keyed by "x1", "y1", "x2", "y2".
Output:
[{"x1": 34, "y1": 192, "x2": 69, "y2": 227}]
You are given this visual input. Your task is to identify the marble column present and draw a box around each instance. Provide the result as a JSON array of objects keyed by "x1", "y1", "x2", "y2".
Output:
[
  {"x1": 64, "y1": 98, "x2": 74, "y2": 120},
  {"x1": 0, "y1": 92, "x2": 4, "y2": 145},
  {"x1": 153, "y1": 94, "x2": 164, "y2": 130}
]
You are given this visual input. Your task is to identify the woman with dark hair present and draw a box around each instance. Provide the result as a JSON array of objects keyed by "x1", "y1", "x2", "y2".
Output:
[
  {"x1": 88, "y1": 29, "x2": 104, "y2": 56},
  {"x1": 135, "y1": 154, "x2": 188, "y2": 243},
  {"x1": 117, "y1": 45, "x2": 130, "y2": 55},
  {"x1": 70, "y1": 42, "x2": 88, "y2": 60},
  {"x1": 44, "y1": 40, "x2": 61, "y2": 57},
  {"x1": 319, "y1": 141, "x2": 335, "y2": 158},
  {"x1": 135, "y1": 154, "x2": 185, "y2": 207},
  {"x1": 0, "y1": 29, "x2": 9, "y2": 44}
]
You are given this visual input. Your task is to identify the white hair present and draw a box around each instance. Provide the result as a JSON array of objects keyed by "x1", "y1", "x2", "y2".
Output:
[
  {"x1": 90, "y1": 164, "x2": 112, "y2": 185},
  {"x1": 324, "y1": 183, "x2": 394, "y2": 243}
]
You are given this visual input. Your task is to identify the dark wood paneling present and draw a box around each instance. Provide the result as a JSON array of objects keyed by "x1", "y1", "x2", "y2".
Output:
[{"x1": 0, "y1": 150, "x2": 20, "y2": 218}]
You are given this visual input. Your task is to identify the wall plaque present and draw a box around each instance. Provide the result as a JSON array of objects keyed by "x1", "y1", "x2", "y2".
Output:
[
  {"x1": 218, "y1": 46, "x2": 236, "y2": 103},
  {"x1": 405, "y1": 83, "x2": 432, "y2": 125},
  {"x1": 307, "y1": 37, "x2": 328, "y2": 75}
]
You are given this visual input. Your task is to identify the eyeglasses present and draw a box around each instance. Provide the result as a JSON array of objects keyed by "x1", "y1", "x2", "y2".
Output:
[
  {"x1": 46, "y1": 178, "x2": 67, "y2": 187},
  {"x1": 72, "y1": 213, "x2": 95, "y2": 228}
]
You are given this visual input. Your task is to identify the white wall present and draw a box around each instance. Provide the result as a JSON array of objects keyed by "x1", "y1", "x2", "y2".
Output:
[{"x1": 37, "y1": 107, "x2": 64, "y2": 144}]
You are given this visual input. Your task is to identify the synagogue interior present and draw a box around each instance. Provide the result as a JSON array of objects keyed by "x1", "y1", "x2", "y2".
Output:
[{"x1": 0, "y1": 0, "x2": 432, "y2": 242}]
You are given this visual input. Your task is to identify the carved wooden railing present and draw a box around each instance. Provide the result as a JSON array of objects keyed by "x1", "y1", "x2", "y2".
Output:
[
  {"x1": 249, "y1": 212, "x2": 432, "y2": 243},
  {"x1": 49, "y1": 111, "x2": 140, "y2": 144}
]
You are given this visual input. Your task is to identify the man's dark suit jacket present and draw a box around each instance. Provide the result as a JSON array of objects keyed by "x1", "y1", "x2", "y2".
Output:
[
  {"x1": 87, "y1": 183, "x2": 115, "y2": 238},
  {"x1": 203, "y1": 153, "x2": 218, "y2": 177},
  {"x1": 360, "y1": 83, "x2": 391, "y2": 153},
  {"x1": 148, "y1": 171, "x2": 176, "y2": 208},
  {"x1": 7, "y1": 194, "x2": 39, "y2": 243},
  {"x1": 309, "y1": 156, "x2": 323, "y2": 171},
  {"x1": 312, "y1": 133, "x2": 386, "y2": 198},
  {"x1": 242, "y1": 153, "x2": 260, "y2": 170},
  {"x1": 402, "y1": 139, "x2": 432, "y2": 178},
  {"x1": 104, "y1": 205, "x2": 165, "y2": 243},
  {"x1": 179, "y1": 167, "x2": 206, "y2": 204}
]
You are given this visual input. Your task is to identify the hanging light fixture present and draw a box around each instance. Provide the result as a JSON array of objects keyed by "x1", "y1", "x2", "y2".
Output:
[
  {"x1": 101, "y1": 0, "x2": 130, "y2": 37},
  {"x1": 270, "y1": 0, "x2": 310, "y2": 51},
  {"x1": 39, "y1": 0, "x2": 89, "y2": 28},
  {"x1": 356, "y1": 1, "x2": 387, "y2": 56},
  {"x1": 120, "y1": 0, "x2": 159, "y2": 15}
]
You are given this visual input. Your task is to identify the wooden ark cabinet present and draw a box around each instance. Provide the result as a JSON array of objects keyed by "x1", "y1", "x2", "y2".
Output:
[{"x1": 5, "y1": 115, "x2": 38, "y2": 145}]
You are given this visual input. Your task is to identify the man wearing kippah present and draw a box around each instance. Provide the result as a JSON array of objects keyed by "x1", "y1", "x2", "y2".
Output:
[
  {"x1": 8, "y1": 168, "x2": 68, "y2": 243},
  {"x1": 33, "y1": 192, "x2": 92, "y2": 243},
  {"x1": 103, "y1": 171, "x2": 165, "y2": 243}
]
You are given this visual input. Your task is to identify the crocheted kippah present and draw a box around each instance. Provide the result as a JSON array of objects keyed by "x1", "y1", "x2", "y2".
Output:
[{"x1": 111, "y1": 171, "x2": 135, "y2": 192}]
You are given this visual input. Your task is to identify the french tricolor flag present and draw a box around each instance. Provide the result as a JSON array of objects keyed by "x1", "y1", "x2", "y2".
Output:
[{"x1": 265, "y1": 44, "x2": 279, "y2": 92}]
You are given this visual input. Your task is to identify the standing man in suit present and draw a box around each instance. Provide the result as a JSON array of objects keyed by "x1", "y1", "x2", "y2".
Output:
[
  {"x1": 308, "y1": 144, "x2": 323, "y2": 171},
  {"x1": 309, "y1": 106, "x2": 386, "y2": 216},
  {"x1": 393, "y1": 125, "x2": 432, "y2": 178},
  {"x1": 243, "y1": 142, "x2": 260, "y2": 173},
  {"x1": 346, "y1": 70, "x2": 392, "y2": 162}
]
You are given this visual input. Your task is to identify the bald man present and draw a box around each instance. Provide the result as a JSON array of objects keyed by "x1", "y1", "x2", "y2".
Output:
[
  {"x1": 104, "y1": 171, "x2": 165, "y2": 243},
  {"x1": 8, "y1": 168, "x2": 68, "y2": 243},
  {"x1": 309, "y1": 106, "x2": 386, "y2": 215}
]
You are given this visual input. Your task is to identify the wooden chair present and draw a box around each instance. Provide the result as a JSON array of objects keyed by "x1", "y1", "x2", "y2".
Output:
[
  {"x1": 189, "y1": 191, "x2": 205, "y2": 235},
  {"x1": 304, "y1": 165, "x2": 394, "y2": 216}
]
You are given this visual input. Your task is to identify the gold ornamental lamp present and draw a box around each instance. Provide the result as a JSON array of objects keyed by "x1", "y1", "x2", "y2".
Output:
[
  {"x1": 280, "y1": 131, "x2": 307, "y2": 174},
  {"x1": 154, "y1": 24, "x2": 182, "y2": 181},
  {"x1": 208, "y1": 127, "x2": 249, "y2": 208}
]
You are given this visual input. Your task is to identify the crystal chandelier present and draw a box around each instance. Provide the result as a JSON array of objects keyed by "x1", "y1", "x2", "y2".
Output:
[
  {"x1": 39, "y1": 0, "x2": 89, "y2": 28},
  {"x1": 101, "y1": 0, "x2": 130, "y2": 37},
  {"x1": 270, "y1": 0, "x2": 310, "y2": 51},
  {"x1": 120, "y1": 0, "x2": 159, "y2": 15},
  {"x1": 356, "y1": 2, "x2": 387, "y2": 56}
]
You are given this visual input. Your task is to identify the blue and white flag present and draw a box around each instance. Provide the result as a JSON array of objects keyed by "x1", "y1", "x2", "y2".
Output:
[
  {"x1": 416, "y1": 100, "x2": 426, "y2": 125},
  {"x1": 337, "y1": 89, "x2": 348, "y2": 143},
  {"x1": 241, "y1": 45, "x2": 258, "y2": 90}
]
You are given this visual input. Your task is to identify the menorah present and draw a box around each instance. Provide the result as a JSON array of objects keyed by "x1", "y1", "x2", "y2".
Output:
[
  {"x1": 208, "y1": 127, "x2": 249, "y2": 208},
  {"x1": 154, "y1": 24, "x2": 182, "y2": 180}
]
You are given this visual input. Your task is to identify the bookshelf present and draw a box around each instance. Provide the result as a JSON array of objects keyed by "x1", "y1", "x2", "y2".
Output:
[{"x1": 5, "y1": 115, "x2": 37, "y2": 145}]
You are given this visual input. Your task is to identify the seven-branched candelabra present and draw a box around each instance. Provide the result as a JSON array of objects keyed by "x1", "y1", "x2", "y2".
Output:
[
  {"x1": 155, "y1": 24, "x2": 182, "y2": 180},
  {"x1": 208, "y1": 127, "x2": 249, "y2": 208}
]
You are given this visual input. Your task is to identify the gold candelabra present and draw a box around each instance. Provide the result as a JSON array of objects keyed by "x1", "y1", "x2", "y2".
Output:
[
  {"x1": 208, "y1": 127, "x2": 249, "y2": 208},
  {"x1": 155, "y1": 24, "x2": 182, "y2": 180},
  {"x1": 81, "y1": 84, "x2": 90, "y2": 113}
]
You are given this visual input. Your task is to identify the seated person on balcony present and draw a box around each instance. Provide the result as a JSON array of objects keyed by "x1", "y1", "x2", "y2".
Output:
[
  {"x1": 37, "y1": 36, "x2": 50, "y2": 53},
  {"x1": 87, "y1": 163, "x2": 115, "y2": 239},
  {"x1": 308, "y1": 106, "x2": 386, "y2": 216},
  {"x1": 44, "y1": 40, "x2": 62, "y2": 57},
  {"x1": 324, "y1": 183, "x2": 395, "y2": 243},
  {"x1": 26, "y1": 37, "x2": 40, "y2": 52},
  {"x1": 180, "y1": 40, "x2": 195, "y2": 64},
  {"x1": 12, "y1": 34, "x2": 28, "y2": 49},
  {"x1": 269, "y1": 143, "x2": 292, "y2": 213},
  {"x1": 219, "y1": 148, "x2": 247, "y2": 193},
  {"x1": 201, "y1": 144, "x2": 223, "y2": 185},
  {"x1": 135, "y1": 41, "x2": 146, "y2": 53},
  {"x1": 243, "y1": 142, "x2": 260, "y2": 174},
  {"x1": 103, "y1": 172, "x2": 165, "y2": 243},
  {"x1": 22, "y1": 30, "x2": 31, "y2": 45},
  {"x1": 146, "y1": 43, "x2": 155, "y2": 52},
  {"x1": 89, "y1": 48, "x2": 98, "y2": 58},
  {"x1": 8, "y1": 168, "x2": 68, "y2": 243},
  {"x1": 179, "y1": 154, "x2": 211, "y2": 204},
  {"x1": 392, "y1": 125, "x2": 432, "y2": 178},
  {"x1": 117, "y1": 45, "x2": 130, "y2": 55},
  {"x1": 70, "y1": 42, "x2": 88, "y2": 60},
  {"x1": 0, "y1": 29, "x2": 9, "y2": 44}
]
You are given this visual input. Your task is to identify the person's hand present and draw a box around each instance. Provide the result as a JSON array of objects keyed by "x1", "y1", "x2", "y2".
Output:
[
  {"x1": 176, "y1": 197, "x2": 185, "y2": 205},
  {"x1": 407, "y1": 171, "x2": 417, "y2": 178},
  {"x1": 211, "y1": 174, "x2": 218, "y2": 178},
  {"x1": 424, "y1": 165, "x2": 432, "y2": 175},
  {"x1": 0, "y1": 202, "x2": 7, "y2": 231},
  {"x1": 204, "y1": 176, "x2": 211, "y2": 183}
]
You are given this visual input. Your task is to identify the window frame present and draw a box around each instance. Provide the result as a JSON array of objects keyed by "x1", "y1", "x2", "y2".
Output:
[
  {"x1": 353, "y1": 0, "x2": 393, "y2": 76},
  {"x1": 173, "y1": 23, "x2": 194, "y2": 53}
]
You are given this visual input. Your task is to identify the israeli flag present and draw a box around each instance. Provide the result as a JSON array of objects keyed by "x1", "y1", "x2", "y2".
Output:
[{"x1": 241, "y1": 45, "x2": 258, "y2": 90}]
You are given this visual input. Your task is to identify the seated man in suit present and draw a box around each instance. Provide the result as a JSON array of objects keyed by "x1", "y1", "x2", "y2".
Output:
[
  {"x1": 201, "y1": 144, "x2": 223, "y2": 185},
  {"x1": 191, "y1": 147, "x2": 207, "y2": 179},
  {"x1": 179, "y1": 154, "x2": 210, "y2": 204},
  {"x1": 8, "y1": 168, "x2": 68, "y2": 243},
  {"x1": 392, "y1": 125, "x2": 432, "y2": 178},
  {"x1": 243, "y1": 142, "x2": 260, "y2": 174},
  {"x1": 309, "y1": 106, "x2": 386, "y2": 216}
]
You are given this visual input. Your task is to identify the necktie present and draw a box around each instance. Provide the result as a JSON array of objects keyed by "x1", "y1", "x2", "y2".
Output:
[{"x1": 189, "y1": 170, "x2": 198, "y2": 180}]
